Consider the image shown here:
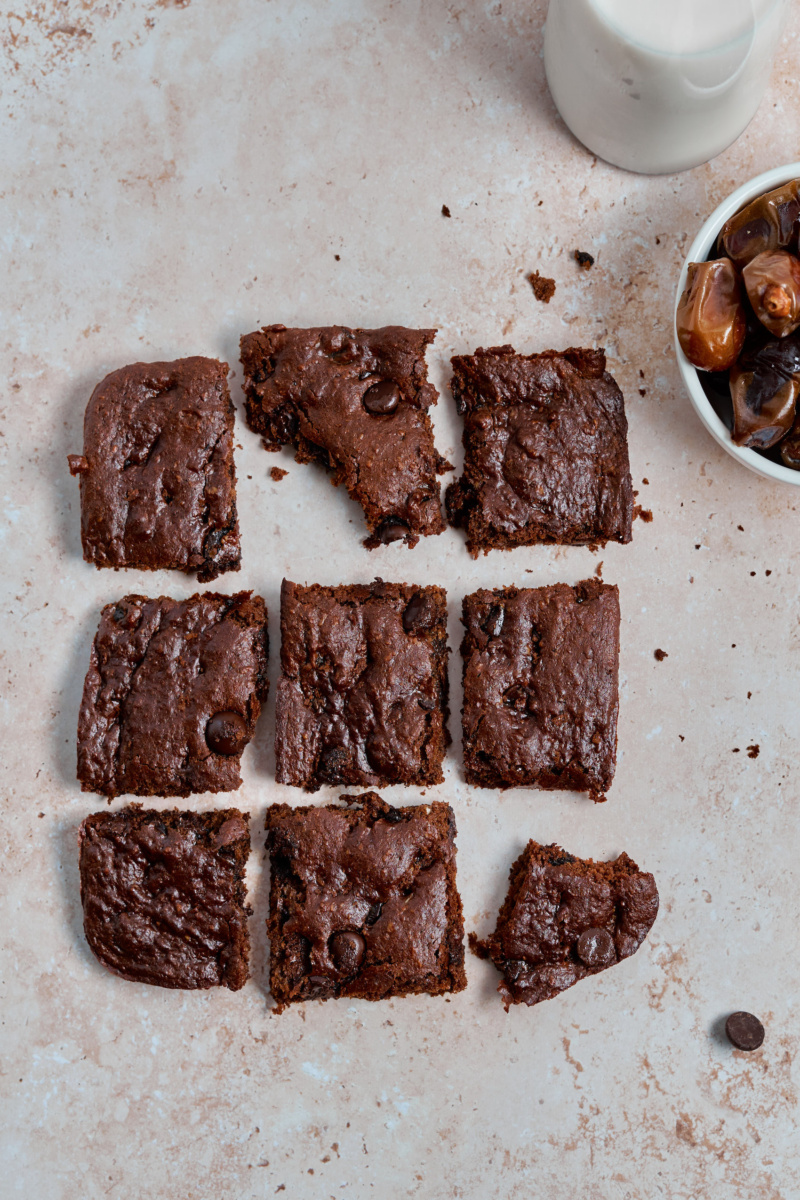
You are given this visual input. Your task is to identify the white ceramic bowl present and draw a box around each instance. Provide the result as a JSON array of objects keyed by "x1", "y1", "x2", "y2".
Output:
[{"x1": 675, "y1": 161, "x2": 800, "y2": 485}]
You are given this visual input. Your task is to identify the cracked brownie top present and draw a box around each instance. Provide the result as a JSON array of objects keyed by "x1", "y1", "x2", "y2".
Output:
[
  {"x1": 79, "y1": 806, "x2": 251, "y2": 990},
  {"x1": 265, "y1": 791, "x2": 466, "y2": 1010},
  {"x1": 239, "y1": 325, "x2": 450, "y2": 548},
  {"x1": 68, "y1": 357, "x2": 240, "y2": 582},
  {"x1": 276, "y1": 579, "x2": 449, "y2": 792},
  {"x1": 460, "y1": 580, "x2": 620, "y2": 799},
  {"x1": 77, "y1": 591, "x2": 268, "y2": 798}
]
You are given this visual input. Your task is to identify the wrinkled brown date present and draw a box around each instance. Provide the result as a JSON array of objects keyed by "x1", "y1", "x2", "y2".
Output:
[
  {"x1": 780, "y1": 413, "x2": 800, "y2": 468},
  {"x1": 677, "y1": 259, "x2": 746, "y2": 372},
  {"x1": 719, "y1": 180, "x2": 800, "y2": 269},
  {"x1": 742, "y1": 250, "x2": 800, "y2": 338},
  {"x1": 730, "y1": 335, "x2": 800, "y2": 448}
]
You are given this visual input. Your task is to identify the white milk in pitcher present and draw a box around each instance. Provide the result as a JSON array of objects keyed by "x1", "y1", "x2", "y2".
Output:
[{"x1": 543, "y1": 0, "x2": 788, "y2": 174}]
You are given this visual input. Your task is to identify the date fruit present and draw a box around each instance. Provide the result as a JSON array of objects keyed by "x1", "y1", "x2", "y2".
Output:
[
  {"x1": 719, "y1": 180, "x2": 800, "y2": 269},
  {"x1": 730, "y1": 335, "x2": 800, "y2": 448},
  {"x1": 677, "y1": 259, "x2": 746, "y2": 372},
  {"x1": 743, "y1": 250, "x2": 800, "y2": 338}
]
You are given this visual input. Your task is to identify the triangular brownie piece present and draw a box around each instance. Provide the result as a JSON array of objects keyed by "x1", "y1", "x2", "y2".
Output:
[{"x1": 471, "y1": 840, "x2": 658, "y2": 1009}]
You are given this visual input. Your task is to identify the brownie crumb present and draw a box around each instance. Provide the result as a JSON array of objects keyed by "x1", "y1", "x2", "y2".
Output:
[
  {"x1": 634, "y1": 506, "x2": 653, "y2": 523},
  {"x1": 574, "y1": 250, "x2": 594, "y2": 271},
  {"x1": 747, "y1": 744, "x2": 760, "y2": 758},
  {"x1": 270, "y1": 467, "x2": 288, "y2": 482},
  {"x1": 441, "y1": 204, "x2": 451, "y2": 218},
  {"x1": 654, "y1": 648, "x2": 668, "y2": 661},
  {"x1": 527, "y1": 271, "x2": 556, "y2": 303},
  {"x1": 594, "y1": 560, "x2": 603, "y2": 579},
  {"x1": 334, "y1": 254, "x2": 341, "y2": 261}
]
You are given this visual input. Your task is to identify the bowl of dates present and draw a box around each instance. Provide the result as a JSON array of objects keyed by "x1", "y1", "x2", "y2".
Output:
[{"x1": 675, "y1": 163, "x2": 800, "y2": 484}]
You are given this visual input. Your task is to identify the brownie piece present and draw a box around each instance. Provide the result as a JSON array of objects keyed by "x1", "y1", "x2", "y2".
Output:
[
  {"x1": 461, "y1": 580, "x2": 619, "y2": 799},
  {"x1": 265, "y1": 791, "x2": 466, "y2": 1010},
  {"x1": 67, "y1": 357, "x2": 240, "y2": 582},
  {"x1": 445, "y1": 346, "x2": 633, "y2": 556},
  {"x1": 79, "y1": 806, "x2": 251, "y2": 990},
  {"x1": 471, "y1": 841, "x2": 658, "y2": 1010},
  {"x1": 240, "y1": 325, "x2": 450, "y2": 548},
  {"x1": 78, "y1": 591, "x2": 268, "y2": 798},
  {"x1": 276, "y1": 579, "x2": 449, "y2": 791}
]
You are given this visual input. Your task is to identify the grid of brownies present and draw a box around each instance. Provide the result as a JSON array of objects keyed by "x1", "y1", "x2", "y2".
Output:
[{"x1": 71, "y1": 329, "x2": 658, "y2": 1010}]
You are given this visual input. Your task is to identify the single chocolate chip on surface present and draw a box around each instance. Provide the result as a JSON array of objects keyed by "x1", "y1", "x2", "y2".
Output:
[
  {"x1": 375, "y1": 517, "x2": 409, "y2": 543},
  {"x1": 576, "y1": 926, "x2": 616, "y2": 968},
  {"x1": 403, "y1": 592, "x2": 436, "y2": 634},
  {"x1": 725, "y1": 1011, "x2": 765, "y2": 1051},
  {"x1": 329, "y1": 931, "x2": 366, "y2": 975},
  {"x1": 205, "y1": 711, "x2": 248, "y2": 756},
  {"x1": 363, "y1": 380, "x2": 400, "y2": 415}
]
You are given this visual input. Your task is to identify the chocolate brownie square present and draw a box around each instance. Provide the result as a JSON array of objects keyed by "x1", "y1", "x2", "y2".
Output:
[
  {"x1": 79, "y1": 806, "x2": 251, "y2": 990},
  {"x1": 265, "y1": 792, "x2": 466, "y2": 1010},
  {"x1": 240, "y1": 325, "x2": 450, "y2": 548},
  {"x1": 276, "y1": 580, "x2": 448, "y2": 791},
  {"x1": 445, "y1": 346, "x2": 633, "y2": 556},
  {"x1": 471, "y1": 841, "x2": 658, "y2": 1009},
  {"x1": 78, "y1": 591, "x2": 268, "y2": 798},
  {"x1": 67, "y1": 357, "x2": 240, "y2": 582},
  {"x1": 460, "y1": 580, "x2": 619, "y2": 799}
]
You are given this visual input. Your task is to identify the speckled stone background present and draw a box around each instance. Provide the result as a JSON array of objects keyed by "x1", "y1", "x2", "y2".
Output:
[{"x1": 2, "y1": 2, "x2": 800, "y2": 1196}]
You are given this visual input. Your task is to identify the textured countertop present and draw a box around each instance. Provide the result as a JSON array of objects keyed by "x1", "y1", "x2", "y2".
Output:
[{"x1": 2, "y1": 2, "x2": 799, "y2": 1196}]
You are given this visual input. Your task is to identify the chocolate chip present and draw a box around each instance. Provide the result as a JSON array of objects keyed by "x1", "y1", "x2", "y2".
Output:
[
  {"x1": 317, "y1": 745, "x2": 348, "y2": 782},
  {"x1": 212, "y1": 816, "x2": 248, "y2": 849},
  {"x1": 725, "y1": 1011, "x2": 765, "y2": 1051},
  {"x1": 503, "y1": 683, "x2": 530, "y2": 711},
  {"x1": 418, "y1": 695, "x2": 437, "y2": 711},
  {"x1": 403, "y1": 592, "x2": 436, "y2": 633},
  {"x1": 329, "y1": 931, "x2": 365, "y2": 975},
  {"x1": 363, "y1": 380, "x2": 400, "y2": 415},
  {"x1": 375, "y1": 517, "x2": 409, "y2": 544},
  {"x1": 365, "y1": 902, "x2": 383, "y2": 925},
  {"x1": 482, "y1": 605, "x2": 505, "y2": 637},
  {"x1": 576, "y1": 927, "x2": 616, "y2": 968},
  {"x1": 205, "y1": 711, "x2": 248, "y2": 756}
]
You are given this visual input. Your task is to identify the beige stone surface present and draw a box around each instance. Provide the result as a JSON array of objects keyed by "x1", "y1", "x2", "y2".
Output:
[{"x1": 2, "y1": 1, "x2": 800, "y2": 1196}]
